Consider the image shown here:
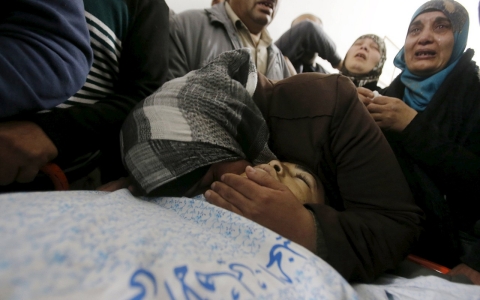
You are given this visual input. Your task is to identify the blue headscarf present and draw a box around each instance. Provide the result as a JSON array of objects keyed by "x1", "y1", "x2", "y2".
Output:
[{"x1": 393, "y1": 0, "x2": 469, "y2": 111}]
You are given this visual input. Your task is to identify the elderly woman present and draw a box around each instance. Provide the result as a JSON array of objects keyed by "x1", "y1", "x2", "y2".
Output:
[
  {"x1": 362, "y1": 0, "x2": 480, "y2": 284},
  {"x1": 340, "y1": 34, "x2": 386, "y2": 91},
  {"x1": 276, "y1": 23, "x2": 386, "y2": 89}
]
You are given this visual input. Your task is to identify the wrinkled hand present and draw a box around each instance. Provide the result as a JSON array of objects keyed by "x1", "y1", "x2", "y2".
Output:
[
  {"x1": 205, "y1": 166, "x2": 317, "y2": 252},
  {"x1": 367, "y1": 96, "x2": 418, "y2": 132},
  {"x1": 448, "y1": 263, "x2": 480, "y2": 285},
  {"x1": 357, "y1": 87, "x2": 375, "y2": 106},
  {"x1": 0, "y1": 121, "x2": 58, "y2": 185}
]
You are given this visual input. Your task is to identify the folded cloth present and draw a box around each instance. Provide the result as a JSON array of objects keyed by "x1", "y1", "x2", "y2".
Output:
[{"x1": 121, "y1": 49, "x2": 276, "y2": 195}]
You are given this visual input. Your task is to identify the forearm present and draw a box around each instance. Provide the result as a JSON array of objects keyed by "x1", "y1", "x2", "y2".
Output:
[
  {"x1": 0, "y1": 0, "x2": 92, "y2": 118},
  {"x1": 275, "y1": 21, "x2": 341, "y2": 68},
  {"x1": 28, "y1": 0, "x2": 170, "y2": 165}
]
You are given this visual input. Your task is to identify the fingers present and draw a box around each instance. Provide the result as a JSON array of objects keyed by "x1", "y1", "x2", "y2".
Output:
[
  {"x1": 0, "y1": 121, "x2": 58, "y2": 185},
  {"x1": 357, "y1": 87, "x2": 374, "y2": 106},
  {"x1": 244, "y1": 166, "x2": 288, "y2": 191},
  {"x1": 357, "y1": 87, "x2": 374, "y2": 98},
  {"x1": 204, "y1": 182, "x2": 245, "y2": 215}
]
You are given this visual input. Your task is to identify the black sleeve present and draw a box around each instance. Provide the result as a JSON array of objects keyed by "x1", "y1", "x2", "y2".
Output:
[
  {"x1": 275, "y1": 21, "x2": 342, "y2": 69},
  {"x1": 0, "y1": 0, "x2": 92, "y2": 118},
  {"x1": 28, "y1": 0, "x2": 170, "y2": 166}
]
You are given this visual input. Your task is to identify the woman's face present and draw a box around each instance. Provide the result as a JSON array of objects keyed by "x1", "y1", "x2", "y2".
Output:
[
  {"x1": 247, "y1": 160, "x2": 325, "y2": 204},
  {"x1": 344, "y1": 38, "x2": 381, "y2": 75},
  {"x1": 404, "y1": 11, "x2": 454, "y2": 76}
]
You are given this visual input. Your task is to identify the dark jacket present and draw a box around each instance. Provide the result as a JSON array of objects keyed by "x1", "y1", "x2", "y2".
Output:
[
  {"x1": 0, "y1": 0, "x2": 92, "y2": 118},
  {"x1": 275, "y1": 20, "x2": 341, "y2": 74},
  {"x1": 253, "y1": 72, "x2": 423, "y2": 282},
  {"x1": 381, "y1": 49, "x2": 480, "y2": 271}
]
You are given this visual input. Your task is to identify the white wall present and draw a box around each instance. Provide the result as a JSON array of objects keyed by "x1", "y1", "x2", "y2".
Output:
[{"x1": 166, "y1": 0, "x2": 480, "y2": 85}]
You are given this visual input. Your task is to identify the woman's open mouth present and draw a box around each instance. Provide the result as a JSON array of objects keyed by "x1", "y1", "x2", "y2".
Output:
[
  {"x1": 355, "y1": 53, "x2": 367, "y2": 60},
  {"x1": 415, "y1": 50, "x2": 436, "y2": 58}
]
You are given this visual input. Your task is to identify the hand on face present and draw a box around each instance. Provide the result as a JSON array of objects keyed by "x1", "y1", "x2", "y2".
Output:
[
  {"x1": 404, "y1": 11, "x2": 454, "y2": 77},
  {"x1": 0, "y1": 121, "x2": 58, "y2": 185},
  {"x1": 367, "y1": 96, "x2": 418, "y2": 132},
  {"x1": 205, "y1": 165, "x2": 317, "y2": 253},
  {"x1": 184, "y1": 159, "x2": 251, "y2": 197},
  {"x1": 246, "y1": 161, "x2": 324, "y2": 204}
]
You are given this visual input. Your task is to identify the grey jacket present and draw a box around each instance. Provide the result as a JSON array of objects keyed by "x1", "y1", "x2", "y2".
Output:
[{"x1": 167, "y1": 3, "x2": 291, "y2": 81}]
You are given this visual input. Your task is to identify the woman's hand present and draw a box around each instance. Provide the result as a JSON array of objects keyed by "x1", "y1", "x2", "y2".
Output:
[
  {"x1": 357, "y1": 87, "x2": 375, "y2": 106},
  {"x1": 205, "y1": 166, "x2": 317, "y2": 253},
  {"x1": 367, "y1": 96, "x2": 418, "y2": 132}
]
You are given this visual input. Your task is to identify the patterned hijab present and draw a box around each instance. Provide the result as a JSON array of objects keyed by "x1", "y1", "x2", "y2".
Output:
[
  {"x1": 393, "y1": 0, "x2": 469, "y2": 111},
  {"x1": 340, "y1": 34, "x2": 386, "y2": 88}
]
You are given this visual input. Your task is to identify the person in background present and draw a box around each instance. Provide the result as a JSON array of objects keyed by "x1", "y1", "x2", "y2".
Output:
[
  {"x1": 0, "y1": 0, "x2": 170, "y2": 191},
  {"x1": 167, "y1": 0, "x2": 291, "y2": 81},
  {"x1": 341, "y1": 34, "x2": 386, "y2": 92},
  {"x1": 211, "y1": 0, "x2": 224, "y2": 6},
  {"x1": 275, "y1": 14, "x2": 342, "y2": 74},
  {"x1": 0, "y1": 0, "x2": 92, "y2": 119},
  {"x1": 361, "y1": 0, "x2": 480, "y2": 285}
]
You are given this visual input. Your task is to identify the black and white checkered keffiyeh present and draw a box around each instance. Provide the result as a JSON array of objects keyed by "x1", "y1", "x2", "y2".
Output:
[{"x1": 120, "y1": 49, "x2": 276, "y2": 195}]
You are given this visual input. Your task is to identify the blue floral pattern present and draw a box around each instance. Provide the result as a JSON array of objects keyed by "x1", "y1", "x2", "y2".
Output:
[{"x1": 0, "y1": 190, "x2": 354, "y2": 299}]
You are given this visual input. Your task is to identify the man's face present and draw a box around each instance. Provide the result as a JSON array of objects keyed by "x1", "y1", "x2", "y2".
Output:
[
  {"x1": 404, "y1": 11, "x2": 454, "y2": 77},
  {"x1": 229, "y1": 0, "x2": 280, "y2": 34},
  {"x1": 344, "y1": 37, "x2": 381, "y2": 75},
  {"x1": 244, "y1": 160, "x2": 324, "y2": 204}
]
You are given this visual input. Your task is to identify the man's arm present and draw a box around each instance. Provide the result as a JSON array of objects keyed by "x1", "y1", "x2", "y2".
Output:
[
  {"x1": 30, "y1": 0, "x2": 169, "y2": 166},
  {"x1": 275, "y1": 21, "x2": 342, "y2": 70},
  {"x1": 1, "y1": 0, "x2": 169, "y2": 182},
  {"x1": 166, "y1": 14, "x2": 192, "y2": 81},
  {"x1": 0, "y1": 0, "x2": 92, "y2": 118}
]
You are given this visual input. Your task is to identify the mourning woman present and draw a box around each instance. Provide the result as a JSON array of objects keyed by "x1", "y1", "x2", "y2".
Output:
[
  {"x1": 340, "y1": 34, "x2": 386, "y2": 91},
  {"x1": 362, "y1": 0, "x2": 480, "y2": 284}
]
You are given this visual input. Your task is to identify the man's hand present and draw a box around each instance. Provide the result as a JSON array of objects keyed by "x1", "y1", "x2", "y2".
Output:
[
  {"x1": 205, "y1": 166, "x2": 317, "y2": 253},
  {"x1": 448, "y1": 263, "x2": 480, "y2": 285},
  {"x1": 357, "y1": 87, "x2": 375, "y2": 106},
  {"x1": 0, "y1": 121, "x2": 58, "y2": 185},
  {"x1": 367, "y1": 96, "x2": 418, "y2": 132}
]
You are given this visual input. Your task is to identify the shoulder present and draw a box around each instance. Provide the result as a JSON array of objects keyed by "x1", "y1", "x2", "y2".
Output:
[
  {"x1": 170, "y1": 8, "x2": 212, "y2": 31},
  {"x1": 83, "y1": 0, "x2": 130, "y2": 40},
  {"x1": 270, "y1": 73, "x2": 357, "y2": 117}
]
